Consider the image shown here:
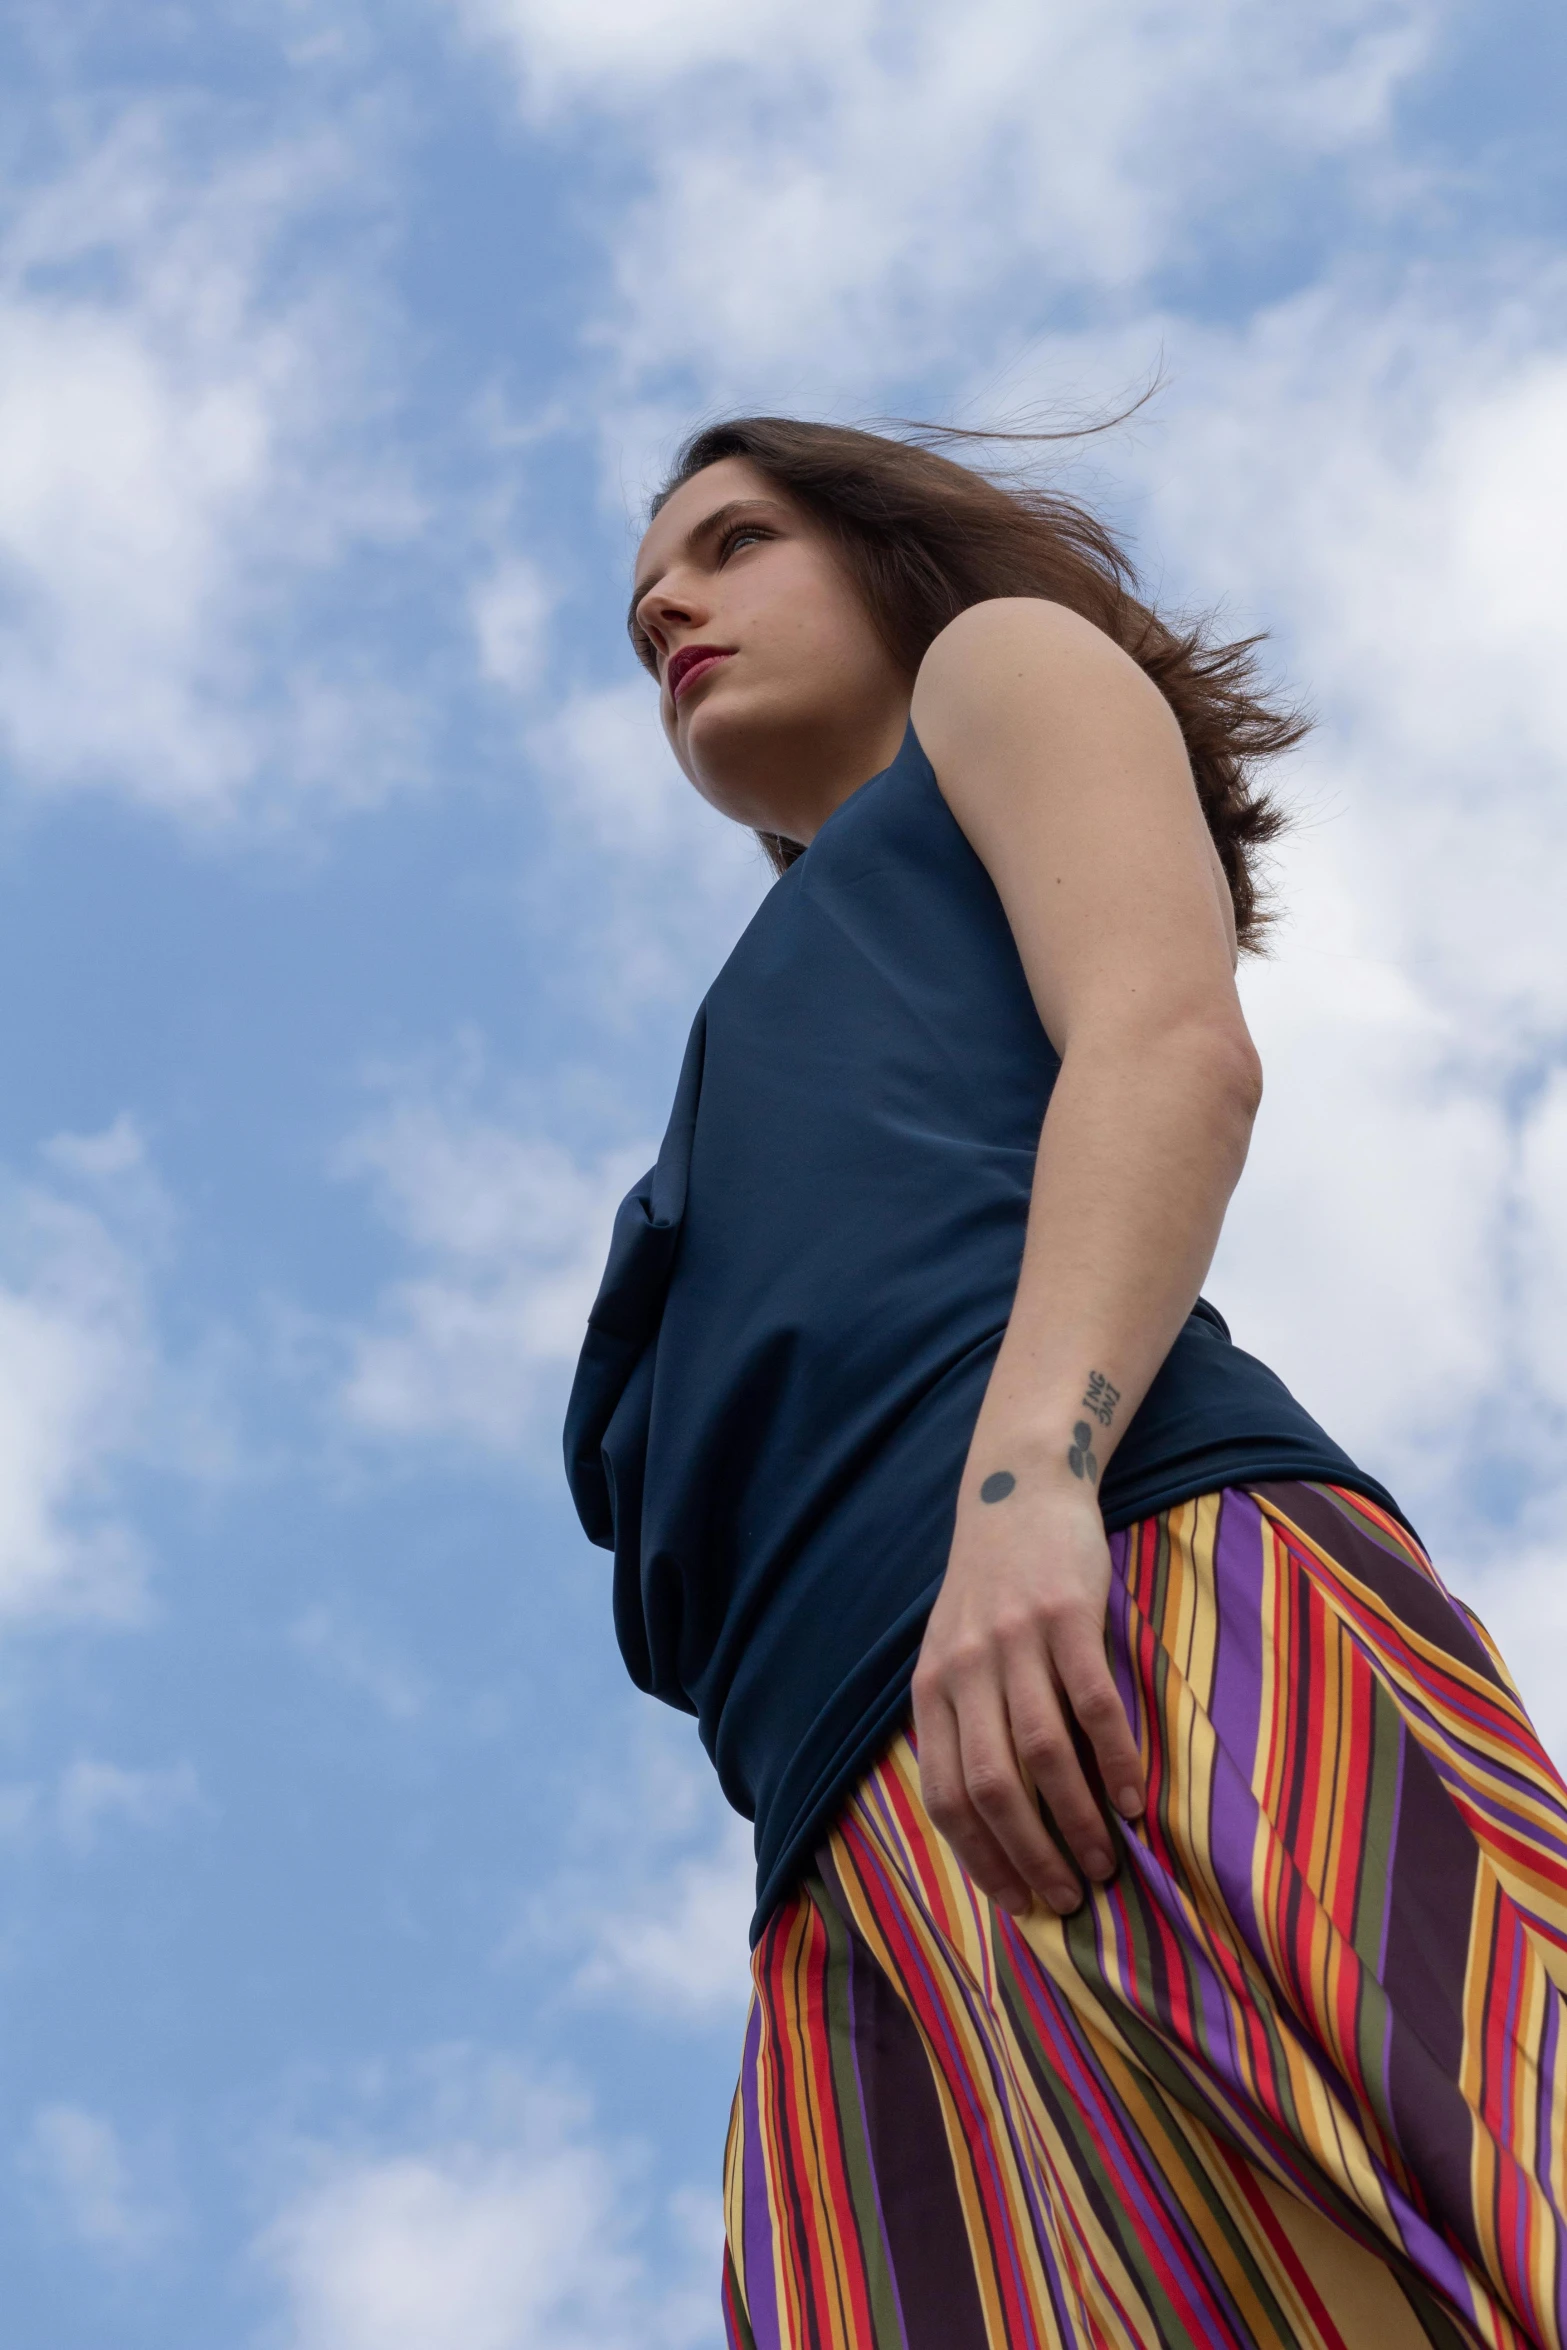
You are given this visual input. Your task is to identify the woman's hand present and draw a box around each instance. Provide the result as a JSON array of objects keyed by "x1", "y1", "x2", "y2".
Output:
[{"x1": 911, "y1": 1467, "x2": 1145, "y2": 1916}]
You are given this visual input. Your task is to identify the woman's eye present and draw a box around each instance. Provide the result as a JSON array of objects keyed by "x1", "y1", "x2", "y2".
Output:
[{"x1": 720, "y1": 526, "x2": 767, "y2": 560}]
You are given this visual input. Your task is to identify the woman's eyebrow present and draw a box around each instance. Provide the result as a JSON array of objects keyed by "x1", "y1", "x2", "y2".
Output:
[{"x1": 628, "y1": 499, "x2": 785, "y2": 634}]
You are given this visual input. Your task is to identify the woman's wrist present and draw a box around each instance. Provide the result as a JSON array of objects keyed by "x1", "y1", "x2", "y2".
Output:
[
  {"x1": 962, "y1": 1422, "x2": 1114, "y2": 1512},
  {"x1": 966, "y1": 1358, "x2": 1126, "y2": 1491}
]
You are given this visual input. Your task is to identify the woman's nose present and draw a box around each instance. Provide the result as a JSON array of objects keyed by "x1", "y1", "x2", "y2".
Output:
[{"x1": 640, "y1": 573, "x2": 706, "y2": 642}]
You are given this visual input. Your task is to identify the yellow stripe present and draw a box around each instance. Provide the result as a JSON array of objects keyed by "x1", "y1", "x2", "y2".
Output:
[{"x1": 723, "y1": 2055, "x2": 748, "y2": 2304}]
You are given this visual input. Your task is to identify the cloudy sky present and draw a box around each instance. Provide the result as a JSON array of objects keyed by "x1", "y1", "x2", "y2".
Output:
[{"x1": 2, "y1": 1, "x2": 1564, "y2": 2341}]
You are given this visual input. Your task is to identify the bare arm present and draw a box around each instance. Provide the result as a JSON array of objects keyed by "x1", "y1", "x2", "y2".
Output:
[{"x1": 908, "y1": 597, "x2": 1263, "y2": 1917}]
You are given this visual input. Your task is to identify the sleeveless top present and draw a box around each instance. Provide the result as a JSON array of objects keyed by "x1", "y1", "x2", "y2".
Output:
[{"x1": 564, "y1": 724, "x2": 1404, "y2": 1938}]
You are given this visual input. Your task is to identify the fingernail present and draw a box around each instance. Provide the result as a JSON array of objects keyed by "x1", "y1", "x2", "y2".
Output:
[
  {"x1": 1083, "y1": 1848, "x2": 1114, "y2": 1880},
  {"x1": 1117, "y1": 1787, "x2": 1144, "y2": 1818},
  {"x1": 1047, "y1": 1885, "x2": 1081, "y2": 1915},
  {"x1": 996, "y1": 1887, "x2": 1030, "y2": 1917}
]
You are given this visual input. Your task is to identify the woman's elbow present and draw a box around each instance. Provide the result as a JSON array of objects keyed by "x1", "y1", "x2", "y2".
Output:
[
  {"x1": 1198, "y1": 1020, "x2": 1264, "y2": 1138},
  {"x1": 1140, "y1": 1013, "x2": 1262, "y2": 1137},
  {"x1": 1220, "y1": 1025, "x2": 1264, "y2": 1121},
  {"x1": 1069, "y1": 1007, "x2": 1263, "y2": 1135}
]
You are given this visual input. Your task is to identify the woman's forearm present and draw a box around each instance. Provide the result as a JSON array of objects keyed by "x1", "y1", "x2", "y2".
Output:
[
  {"x1": 963, "y1": 1014, "x2": 1262, "y2": 1509},
  {"x1": 911, "y1": 1016, "x2": 1260, "y2": 1917}
]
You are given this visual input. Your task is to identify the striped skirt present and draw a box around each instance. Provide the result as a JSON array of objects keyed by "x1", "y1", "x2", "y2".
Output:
[{"x1": 722, "y1": 1483, "x2": 1567, "y2": 2350}]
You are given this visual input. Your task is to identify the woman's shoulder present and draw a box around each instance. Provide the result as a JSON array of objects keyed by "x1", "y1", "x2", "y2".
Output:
[
  {"x1": 907, "y1": 595, "x2": 1237, "y2": 989},
  {"x1": 911, "y1": 595, "x2": 1175, "y2": 762},
  {"x1": 920, "y1": 592, "x2": 1110, "y2": 662}
]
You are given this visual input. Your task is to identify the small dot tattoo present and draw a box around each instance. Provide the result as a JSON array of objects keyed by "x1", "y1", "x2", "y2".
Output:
[
  {"x1": 1067, "y1": 1421, "x2": 1099, "y2": 1484},
  {"x1": 979, "y1": 1471, "x2": 1016, "y2": 1504}
]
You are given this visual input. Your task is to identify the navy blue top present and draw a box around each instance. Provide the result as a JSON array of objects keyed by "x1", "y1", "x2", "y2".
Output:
[{"x1": 564, "y1": 725, "x2": 1403, "y2": 1939}]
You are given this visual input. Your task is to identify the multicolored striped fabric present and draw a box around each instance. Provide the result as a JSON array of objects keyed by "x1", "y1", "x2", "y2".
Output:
[{"x1": 722, "y1": 1482, "x2": 1567, "y2": 2349}]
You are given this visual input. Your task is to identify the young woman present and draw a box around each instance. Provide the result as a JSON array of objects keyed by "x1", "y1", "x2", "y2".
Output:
[{"x1": 565, "y1": 419, "x2": 1567, "y2": 2350}]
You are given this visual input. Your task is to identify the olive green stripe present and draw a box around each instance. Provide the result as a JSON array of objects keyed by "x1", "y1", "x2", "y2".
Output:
[
  {"x1": 723, "y1": 2245, "x2": 761, "y2": 2350},
  {"x1": 999, "y1": 1937, "x2": 1309, "y2": 2346},
  {"x1": 808, "y1": 1879, "x2": 908, "y2": 2350}
]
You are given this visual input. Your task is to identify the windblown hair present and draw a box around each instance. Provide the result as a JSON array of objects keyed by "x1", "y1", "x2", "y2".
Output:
[{"x1": 640, "y1": 416, "x2": 1302, "y2": 952}]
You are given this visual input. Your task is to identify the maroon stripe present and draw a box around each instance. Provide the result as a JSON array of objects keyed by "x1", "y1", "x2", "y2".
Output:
[
  {"x1": 1252, "y1": 1484, "x2": 1503, "y2": 1686},
  {"x1": 813, "y1": 1851, "x2": 991, "y2": 2349}
]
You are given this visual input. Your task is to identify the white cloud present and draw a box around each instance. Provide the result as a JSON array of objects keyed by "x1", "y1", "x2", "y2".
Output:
[
  {"x1": 21, "y1": 2103, "x2": 177, "y2": 2262},
  {"x1": 446, "y1": 0, "x2": 872, "y2": 106},
  {"x1": 0, "y1": 106, "x2": 421, "y2": 821},
  {"x1": 528, "y1": 679, "x2": 771, "y2": 1007},
  {"x1": 518, "y1": 1713, "x2": 753, "y2": 2023},
  {"x1": 1138, "y1": 278, "x2": 1567, "y2": 1027},
  {"x1": 256, "y1": 2059, "x2": 717, "y2": 2350},
  {"x1": 334, "y1": 1065, "x2": 650, "y2": 1455},
  {"x1": 0, "y1": 1115, "x2": 237, "y2": 1629},
  {"x1": 0, "y1": 1125, "x2": 165, "y2": 1625},
  {"x1": 568, "y1": 1812, "x2": 754, "y2": 2022},
  {"x1": 55, "y1": 1756, "x2": 203, "y2": 1850},
  {"x1": 472, "y1": 556, "x2": 554, "y2": 694},
  {"x1": 0, "y1": 1784, "x2": 37, "y2": 1839},
  {"x1": 1458, "y1": 1542, "x2": 1567, "y2": 1773},
  {"x1": 291, "y1": 1605, "x2": 429, "y2": 1721},
  {"x1": 534, "y1": 682, "x2": 688, "y2": 858},
  {"x1": 1208, "y1": 818, "x2": 1513, "y2": 1506},
  {"x1": 0, "y1": 1756, "x2": 204, "y2": 1850},
  {"x1": 1518, "y1": 1065, "x2": 1567, "y2": 1419},
  {"x1": 447, "y1": 0, "x2": 1438, "y2": 417}
]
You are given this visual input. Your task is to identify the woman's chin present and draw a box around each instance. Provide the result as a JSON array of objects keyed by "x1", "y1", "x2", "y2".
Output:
[
  {"x1": 680, "y1": 724, "x2": 778, "y2": 820},
  {"x1": 677, "y1": 687, "x2": 834, "y2": 836}
]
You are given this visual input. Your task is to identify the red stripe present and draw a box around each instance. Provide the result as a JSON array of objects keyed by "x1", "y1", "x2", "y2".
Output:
[
  {"x1": 842, "y1": 1823, "x2": 1046, "y2": 2345},
  {"x1": 1220, "y1": 2147, "x2": 1351, "y2": 2349}
]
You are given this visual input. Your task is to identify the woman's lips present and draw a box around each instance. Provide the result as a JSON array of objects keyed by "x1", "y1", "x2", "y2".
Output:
[{"x1": 668, "y1": 646, "x2": 734, "y2": 702}]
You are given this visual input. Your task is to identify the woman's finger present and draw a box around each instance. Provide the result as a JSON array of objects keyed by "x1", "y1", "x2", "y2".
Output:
[
  {"x1": 913, "y1": 1687, "x2": 1033, "y2": 1913},
  {"x1": 1005, "y1": 1647, "x2": 1118, "y2": 1886},
  {"x1": 951, "y1": 1674, "x2": 1083, "y2": 1913},
  {"x1": 1050, "y1": 1610, "x2": 1145, "y2": 1825}
]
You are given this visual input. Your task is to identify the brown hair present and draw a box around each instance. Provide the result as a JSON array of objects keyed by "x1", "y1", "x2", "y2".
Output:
[{"x1": 638, "y1": 416, "x2": 1302, "y2": 951}]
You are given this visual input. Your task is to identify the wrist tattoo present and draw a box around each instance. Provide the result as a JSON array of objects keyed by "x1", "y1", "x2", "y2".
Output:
[
  {"x1": 979, "y1": 1470, "x2": 1016, "y2": 1504},
  {"x1": 1068, "y1": 1422, "x2": 1099, "y2": 1484},
  {"x1": 1082, "y1": 1370, "x2": 1120, "y2": 1429}
]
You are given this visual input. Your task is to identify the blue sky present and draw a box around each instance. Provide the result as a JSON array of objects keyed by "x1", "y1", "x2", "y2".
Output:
[{"x1": 2, "y1": 3, "x2": 1565, "y2": 2341}]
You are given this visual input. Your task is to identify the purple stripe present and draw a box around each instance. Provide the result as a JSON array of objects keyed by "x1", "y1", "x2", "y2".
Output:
[
  {"x1": 1208, "y1": 1487, "x2": 1266, "y2": 1775},
  {"x1": 1385, "y1": 2183, "x2": 1480, "y2": 2321},
  {"x1": 1205, "y1": 1493, "x2": 1278, "y2": 1972},
  {"x1": 1541, "y1": 1984, "x2": 1562, "y2": 2198},
  {"x1": 739, "y1": 1992, "x2": 783, "y2": 2350},
  {"x1": 1112, "y1": 1497, "x2": 1278, "y2": 2076},
  {"x1": 1530, "y1": 1981, "x2": 1567, "y2": 2348},
  {"x1": 1496, "y1": 1921, "x2": 1532, "y2": 2299},
  {"x1": 1107, "y1": 1527, "x2": 1141, "y2": 1734}
]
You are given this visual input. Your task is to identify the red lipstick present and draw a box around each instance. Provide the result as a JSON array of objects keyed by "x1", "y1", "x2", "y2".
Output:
[{"x1": 667, "y1": 644, "x2": 734, "y2": 702}]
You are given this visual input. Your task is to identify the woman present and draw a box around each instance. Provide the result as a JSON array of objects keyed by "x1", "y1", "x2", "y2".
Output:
[{"x1": 565, "y1": 418, "x2": 1567, "y2": 2350}]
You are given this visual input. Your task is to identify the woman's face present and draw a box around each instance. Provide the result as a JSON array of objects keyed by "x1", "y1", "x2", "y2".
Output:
[{"x1": 630, "y1": 456, "x2": 912, "y2": 843}]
